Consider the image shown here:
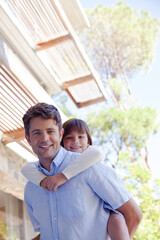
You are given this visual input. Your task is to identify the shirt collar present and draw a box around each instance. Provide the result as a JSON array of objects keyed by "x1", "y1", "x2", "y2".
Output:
[
  {"x1": 38, "y1": 147, "x2": 66, "y2": 174},
  {"x1": 52, "y1": 146, "x2": 65, "y2": 167}
]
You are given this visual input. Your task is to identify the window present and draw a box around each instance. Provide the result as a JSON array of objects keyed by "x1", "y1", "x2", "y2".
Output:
[{"x1": 0, "y1": 191, "x2": 24, "y2": 240}]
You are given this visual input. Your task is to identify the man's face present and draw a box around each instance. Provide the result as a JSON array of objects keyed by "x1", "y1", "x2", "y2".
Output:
[{"x1": 26, "y1": 117, "x2": 64, "y2": 166}]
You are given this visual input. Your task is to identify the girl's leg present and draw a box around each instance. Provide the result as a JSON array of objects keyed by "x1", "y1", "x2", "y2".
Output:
[{"x1": 107, "y1": 212, "x2": 130, "y2": 240}]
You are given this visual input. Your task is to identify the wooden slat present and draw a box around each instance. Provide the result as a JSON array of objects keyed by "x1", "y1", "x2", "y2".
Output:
[
  {"x1": 1, "y1": 128, "x2": 25, "y2": 145},
  {"x1": 18, "y1": 140, "x2": 37, "y2": 157},
  {"x1": 65, "y1": 89, "x2": 78, "y2": 107},
  {"x1": 62, "y1": 74, "x2": 92, "y2": 89},
  {"x1": 0, "y1": 63, "x2": 37, "y2": 105},
  {"x1": 1, "y1": 101, "x2": 23, "y2": 126},
  {"x1": 77, "y1": 96, "x2": 106, "y2": 108},
  {"x1": 65, "y1": 89, "x2": 106, "y2": 108},
  {"x1": 36, "y1": 34, "x2": 71, "y2": 51}
]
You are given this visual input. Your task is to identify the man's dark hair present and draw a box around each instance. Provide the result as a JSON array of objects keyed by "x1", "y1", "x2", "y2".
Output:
[
  {"x1": 61, "y1": 118, "x2": 92, "y2": 146},
  {"x1": 22, "y1": 102, "x2": 62, "y2": 137}
]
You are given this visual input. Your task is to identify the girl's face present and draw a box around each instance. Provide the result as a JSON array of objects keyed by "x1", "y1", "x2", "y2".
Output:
[{"x1": 63, "y1": 130, "x2": 90, "y2": 153}]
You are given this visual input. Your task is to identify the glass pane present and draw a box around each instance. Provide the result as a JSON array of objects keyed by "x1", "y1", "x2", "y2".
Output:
[{"x1": 0, "y1": 191, "x2": 24, "y2": 240}]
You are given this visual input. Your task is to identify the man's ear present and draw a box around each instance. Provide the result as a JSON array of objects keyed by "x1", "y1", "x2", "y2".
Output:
[
  {"x1": 25, "y1": 135, "x2": 31, "y2": 145},
  {"x1": 60, "y1": 128, "x2": 64, "y2": 142}
]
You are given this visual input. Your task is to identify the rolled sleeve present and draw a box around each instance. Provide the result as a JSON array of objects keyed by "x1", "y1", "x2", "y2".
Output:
[{"x1": 86, "y1": 163, "x2": 131, "y2": 209}]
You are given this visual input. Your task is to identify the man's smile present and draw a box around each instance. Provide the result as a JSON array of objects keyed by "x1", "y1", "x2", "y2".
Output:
[{"x1": 38, "y1": 144, "x2": 53, "y2": 149}]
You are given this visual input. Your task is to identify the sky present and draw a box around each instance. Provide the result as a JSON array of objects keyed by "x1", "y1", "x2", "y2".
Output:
[{"x1": 78, "y1": 0, "x2": 160, "y2": 179}]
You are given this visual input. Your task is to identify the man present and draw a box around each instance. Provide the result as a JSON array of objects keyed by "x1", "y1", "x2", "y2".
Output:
[{"x1": 22, "y1": 103, "x2": 142, "y2": 240}]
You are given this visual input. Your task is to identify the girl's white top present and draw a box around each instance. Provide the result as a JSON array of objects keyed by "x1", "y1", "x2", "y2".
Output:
[{"x1": 21, "y1": 145, "x2": 105, "y2": 185}]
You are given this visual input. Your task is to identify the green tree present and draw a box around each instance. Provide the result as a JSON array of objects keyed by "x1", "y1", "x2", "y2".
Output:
[
  {"x1": 77, "y1": 2, "x2": 160, "y2": 239},
  {"x1": 79, "y1": 2, "x2": 160, "y2": 104},
  {"x1": 87, "y1": 106, "x2": 159, "y2": 169},
  {"x1": 86, "y1": 107, "x2": 160, "y2": 239},
  {"x1": 118, "y1": 153, "x2": 160, "y2": 240},
  {"x1": 56, "y1": 3, "x2": 160, "y2": 238},
  {"x1": 78, "y1": 1, "x2": 160, "y2": 169}
]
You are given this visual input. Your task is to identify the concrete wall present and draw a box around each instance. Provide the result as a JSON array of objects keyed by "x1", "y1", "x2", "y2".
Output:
[{"x1": 0, "y1": 142, "x2": 27, "y2": 200}]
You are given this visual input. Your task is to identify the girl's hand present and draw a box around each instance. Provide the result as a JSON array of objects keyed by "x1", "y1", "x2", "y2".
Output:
[{"x1": 40, "y1": 173, "x2": 68, "y2": 191}]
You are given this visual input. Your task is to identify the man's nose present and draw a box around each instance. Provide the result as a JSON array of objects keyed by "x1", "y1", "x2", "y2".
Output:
[{"x1": 41, "y1": 132, "x2": 49, "y2": 141}]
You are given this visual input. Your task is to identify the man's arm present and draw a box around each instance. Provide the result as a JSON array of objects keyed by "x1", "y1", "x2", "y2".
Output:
[
  {"x1": 116, "y1": 198, "x2": 143, "y2": 239},
  {"x1": 32, "y1": 233, "x2": 40, "y2": 240},
  {"x1": 86, "y1": 163, "x2": 142, "y2": 239}
]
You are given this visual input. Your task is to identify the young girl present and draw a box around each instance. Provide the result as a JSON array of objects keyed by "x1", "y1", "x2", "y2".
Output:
[{"x1": 21, "y1": 118, "x2": 130, "y2": 240}]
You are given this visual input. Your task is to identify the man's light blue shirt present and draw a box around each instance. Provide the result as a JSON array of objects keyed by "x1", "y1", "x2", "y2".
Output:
[{"x1": 24, "y1": 147, "x2": 131, "y2": 240}]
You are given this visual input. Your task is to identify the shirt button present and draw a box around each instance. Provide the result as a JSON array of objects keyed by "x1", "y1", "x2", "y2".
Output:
[{"x1": 54, "y1": 217, "x2": 56, "y2": 220}]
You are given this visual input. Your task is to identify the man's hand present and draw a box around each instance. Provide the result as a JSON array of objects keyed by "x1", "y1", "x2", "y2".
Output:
[{"x1": 40, "y1": 173, "x2": 68, "y2": 191}]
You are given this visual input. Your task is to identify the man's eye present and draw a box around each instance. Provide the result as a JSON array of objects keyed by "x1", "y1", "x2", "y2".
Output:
[
  {"x1": 48, "y1": 130, "x2": 54, "y2": 134},
  {"x1": 33, "y1": 132, "x2": 40, "y2": 135}
]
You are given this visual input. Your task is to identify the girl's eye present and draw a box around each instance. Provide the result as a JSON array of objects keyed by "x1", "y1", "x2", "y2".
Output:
[
  {"x1": 65, "y1": 136, "x2": 72, "y2": 139},
  {"x1": 79, "y1": 135, "x2": 84, "y2": 138}
]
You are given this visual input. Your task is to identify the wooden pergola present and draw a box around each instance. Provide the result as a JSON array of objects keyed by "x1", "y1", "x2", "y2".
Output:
[
  {"x1": 0, "y1": 0, "x2": 107, "y2": 107},
  {"x1": 0, "y1": 0, "x2": 107, "y2": 154}
]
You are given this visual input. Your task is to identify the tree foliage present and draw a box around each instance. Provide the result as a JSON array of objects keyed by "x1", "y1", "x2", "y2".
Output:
[
  {"x1": 81, "y1": 2, "x2": 160, "y2": 82},
  {"x1": 55, "y1": 2, "x2": 160, "y2": 238},
  {"x1": 77, "y1": 1, "x2": 160, "y2": 168},
  {"x1": 87, "y1": 106, "x2": 159, "y2": 167},
  {"x1": 87, "y1": 106, "x2": 160, "y2": 239},
  {"x1": 77, "y1": 2, "x2": 160, "y2": 239},
  {"x1": 117, "y1": 154, "x2": 160, "y2": 240},
  {"x1": 79, "y1": 2, "x2": 160, "y2": 95}
]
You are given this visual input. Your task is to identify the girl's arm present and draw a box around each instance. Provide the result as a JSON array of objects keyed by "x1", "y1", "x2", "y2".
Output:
[
  {"x1": 21, "y1": 146, "x2": 105, "y2": 190},
  {"x1": 21, "y1": 161, "x2": 45, "y2": 185},
  {"x1": 62, "y1": 145, "x2": 105, "y2": 179}
]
